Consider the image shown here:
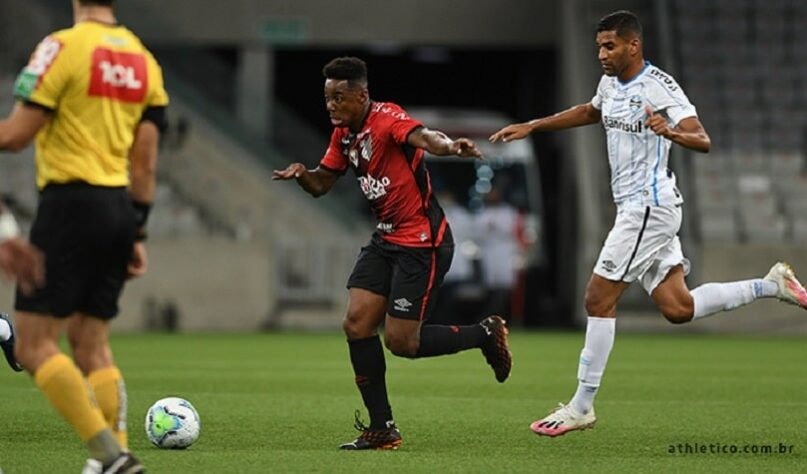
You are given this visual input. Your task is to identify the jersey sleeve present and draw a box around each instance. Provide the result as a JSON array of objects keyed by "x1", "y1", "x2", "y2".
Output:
[
  {"x1": 590, "y1": 76, "x2": 608, "y2": 110},
  {"x1": 319, "y1": 129, "x2": 348, "y2": 174},
  {"x1": 646, "y1": 74, "x2": 697, "y2": 126},
  {"x1": 13, "y1": 35, "x2": 70, "y2": 109},
  {"x1": 145, "y1": 53, "x2": 169, "y2": 108},
  {"x1": 388, "y1": 109, "x2": 423, "y2": 145}
]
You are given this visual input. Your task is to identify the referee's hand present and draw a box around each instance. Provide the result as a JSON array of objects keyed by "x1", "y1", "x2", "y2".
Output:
[{"x1": 128, "y1": 242, "x2": 148, "y2": 279}]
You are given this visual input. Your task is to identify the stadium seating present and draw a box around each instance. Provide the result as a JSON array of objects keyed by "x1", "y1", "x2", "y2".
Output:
[{"x1": 675, "y1": 0, "x2": 807, "y2": 243}]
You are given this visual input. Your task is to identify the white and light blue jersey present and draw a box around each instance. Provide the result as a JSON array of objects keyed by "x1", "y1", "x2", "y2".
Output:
[{"x1": 591, "y1": 61, "x2": 696, "y2": 207}]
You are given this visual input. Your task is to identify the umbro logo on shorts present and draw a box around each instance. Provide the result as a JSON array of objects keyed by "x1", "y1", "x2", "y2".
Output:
[{"x1": 393, "y1": 298, "x2": 412, "y2": 312}]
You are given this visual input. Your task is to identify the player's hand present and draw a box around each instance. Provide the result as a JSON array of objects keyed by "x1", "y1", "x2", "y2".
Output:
[
  {"x1": 489, "y1": 123, "x2": 531, "y2": 143},
  {"x1": 644, "y1": 106, "x2": 670, "y2": 138},
  {"x1": 272, "y1": 163, "x2": 307, "y2": 180},
  {"x1": 0, "y1": 238, "x2": 45, "y2": 295},
  {"x1": 451, "y1": 138, "x2": 483, "y2": 159},
  {"x1": 127, "y1": 242, "x2": 148, "y2": 279}
]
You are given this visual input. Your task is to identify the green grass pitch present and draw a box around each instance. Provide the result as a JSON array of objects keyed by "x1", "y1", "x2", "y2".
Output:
[{"x1": 0, "y1": 331, "x2": 804, "y2": 473}]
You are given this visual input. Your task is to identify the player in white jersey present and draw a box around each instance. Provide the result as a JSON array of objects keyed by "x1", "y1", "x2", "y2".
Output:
[{"x1": 490, "y1": 10, "x2": 807, "y2": 437}]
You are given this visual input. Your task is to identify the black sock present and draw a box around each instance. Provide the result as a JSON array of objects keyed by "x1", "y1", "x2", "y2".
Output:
[
  {"x1": 348, "y1": 336, "x2": 392, "y2": 429},
  {"x1": 415, "y1": 324, "x2": 487, "y2": 358}
]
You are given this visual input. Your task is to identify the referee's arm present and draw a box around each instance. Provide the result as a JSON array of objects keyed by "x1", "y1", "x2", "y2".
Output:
[
  {"x1": 0, "y1": 103, "x2": 49, "y2": 151},
  {"x1": 127, "y1": 117, "x2": 161, "y2": 278},
  {"x1": 129, "y1": 120, "x2": 160, "y2": 204}
]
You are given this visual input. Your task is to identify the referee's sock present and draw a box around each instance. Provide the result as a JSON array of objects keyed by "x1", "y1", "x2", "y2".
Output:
[
  {"x1": 34, "y1": 353, "x2": 121, "y2": 464},
  {"x1": 348, "y1": 336, "x2": 393, "y2": 430},
  {"x1": 88, "y1": 366, "x2": 128, "y2": 449},
  {"x1": 415, "y1": 324, "x2": 486, "y2": 358}
]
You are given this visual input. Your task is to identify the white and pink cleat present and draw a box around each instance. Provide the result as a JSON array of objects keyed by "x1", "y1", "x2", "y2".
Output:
[
  {"x1": 765, "y1": 262, "x2": 807, "y2": 309},
  {"x1": 530, "y1": 403, "x2": 596, "y2": 437}
]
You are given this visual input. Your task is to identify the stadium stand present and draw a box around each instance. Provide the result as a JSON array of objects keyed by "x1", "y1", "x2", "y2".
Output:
[{"x1": 674, "y1": 0, "x2": 807, "y2": 243}]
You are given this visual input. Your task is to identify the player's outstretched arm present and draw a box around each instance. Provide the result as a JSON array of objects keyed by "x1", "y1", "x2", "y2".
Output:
[
  {"x1": 644, "y1": 106, "x2": 710, "y2": 153},
  {"x1": 272, "y1": 163, "x2": 339, "y2": 198},
  {"x1": 406, "y1": 127, "x2": 482, "y2": 159},
  {"x1": 0, "y1": 103, "x2": 49, "y2": 151},
  {"x1": 489, "y1": 103, "x2": 601, "y2": 143}
]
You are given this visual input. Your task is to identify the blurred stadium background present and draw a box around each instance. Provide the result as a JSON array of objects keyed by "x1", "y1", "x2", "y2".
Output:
[{"x1": 1, "y1": 0, "x2": 805, "y2": 334}]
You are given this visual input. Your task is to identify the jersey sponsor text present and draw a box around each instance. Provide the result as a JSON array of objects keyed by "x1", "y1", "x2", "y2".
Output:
[
  {"x1": 89, "y1": 48, "x2": 147, "y2": 103},
  {"x1": 603, "y1": 116, "x2": 644, "y2": 134},
  {"x1": 358, "y1": 174, "x2": 390, "y2": 201}
]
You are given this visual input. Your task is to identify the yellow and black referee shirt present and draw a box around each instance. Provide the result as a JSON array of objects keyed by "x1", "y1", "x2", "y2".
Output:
[{"x1": 14, "y1": 21, "x2": 169, "y2": 189}]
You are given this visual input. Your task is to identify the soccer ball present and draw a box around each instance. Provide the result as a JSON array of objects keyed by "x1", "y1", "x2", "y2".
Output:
[{"x1": 144, "y1": 397, "x2": 201, "y2": 449}]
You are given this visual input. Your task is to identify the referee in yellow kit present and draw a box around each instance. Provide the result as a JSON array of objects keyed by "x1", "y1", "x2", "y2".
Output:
[{"x1": 0, "y1": 1, "x2": 167, "y2": 472}]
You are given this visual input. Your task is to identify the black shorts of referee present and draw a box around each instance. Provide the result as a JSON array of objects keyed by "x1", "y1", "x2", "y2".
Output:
[{"x1": 15, "y1": 182, "x2": 136, "y2": 319}]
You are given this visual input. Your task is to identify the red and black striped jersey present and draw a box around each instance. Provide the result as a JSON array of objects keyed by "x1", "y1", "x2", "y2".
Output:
[{"x1": 320, "y1": 101, "x2": 448, "y2": 248}]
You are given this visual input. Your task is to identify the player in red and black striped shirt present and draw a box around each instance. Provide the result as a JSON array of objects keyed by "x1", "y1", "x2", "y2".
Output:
[{"x1": 273, "y1": 57, "x2": 512, "y2": 450}]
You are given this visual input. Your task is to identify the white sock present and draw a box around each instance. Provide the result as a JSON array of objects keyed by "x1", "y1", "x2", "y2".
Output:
[
  {"x1": 0, "y1": 319, "x2": 10, "y2": 342},
  {"x1": 691, "y1": 279, "x2": 777, "y2": 320},
  {"x1": 569, "y1": 317, "x2": 615, "y2": 415}
]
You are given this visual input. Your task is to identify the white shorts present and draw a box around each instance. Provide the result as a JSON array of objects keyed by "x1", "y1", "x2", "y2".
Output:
[{"x1": 593, "y1": 205, "x2": 690, "y2": 294}]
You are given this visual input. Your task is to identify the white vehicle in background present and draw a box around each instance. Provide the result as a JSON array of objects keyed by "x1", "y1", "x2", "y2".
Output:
[
  {"x1": 409, "y1": 108, "x2": 545, "y2": 318},
  {"x1": 411, "y1": 108, "x2": 544, "y2": 264}
]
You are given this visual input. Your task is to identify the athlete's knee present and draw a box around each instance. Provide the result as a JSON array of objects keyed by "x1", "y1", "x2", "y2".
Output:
[
  {"x1": 584, "y1": 292, "x2": 613, "y2": 316},
  {"x1": 342, "y1": 310, "x2": 375, "y2": 340},
  {"x1": 341, "y1": 315, "x2": 364, "y2": 340},
  {"x1": 383, "y1": 331, "x2": 418, "y2": 358}
]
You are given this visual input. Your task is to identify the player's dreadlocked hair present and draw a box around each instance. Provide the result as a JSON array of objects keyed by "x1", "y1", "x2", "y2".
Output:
[
  {"x1": 597, "y1": 10, "x2": 642, "y2": 40},
  {"x1": 79, "y1": 0, "x2": 114, "y2": 5},
  {"x1": 322, "y1": 57, "x2": 368, "y2": 88}
]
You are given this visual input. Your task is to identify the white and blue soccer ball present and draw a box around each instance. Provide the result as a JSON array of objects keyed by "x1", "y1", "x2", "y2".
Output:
[{"x1": 145, "y1": 397, "x2": 201, "y2": 449}]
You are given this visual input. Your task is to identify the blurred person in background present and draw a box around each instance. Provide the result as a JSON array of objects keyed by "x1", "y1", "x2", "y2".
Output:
[
  {"x1": 431, "y1": 189, "x2": 480, "y2": 325},
  {"x1": 491, "y1": 10, "x2": 807, "y2": 438},
  {"x1": 273, "y1": 56, "x2": 511, "y2": 450},
  {"x1": 477, "y1": 186, "x2": 521, "y2": 321},
  {"x1": 0, "y1": 0, "x2": 168, "y2": 472}
]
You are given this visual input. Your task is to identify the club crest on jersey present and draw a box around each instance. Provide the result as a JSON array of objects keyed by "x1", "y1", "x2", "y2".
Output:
[
  {"x1": 349, "y1": 149, "x2": 359, "y2": 168},
  {"x1": 629, "y1": 95, "x2": 642, "y2": 110}
]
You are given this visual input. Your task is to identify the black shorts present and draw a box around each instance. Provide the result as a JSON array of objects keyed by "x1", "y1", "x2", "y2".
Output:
[
  {"x1": 15, "y1": 183, "x2": 136, "y2": 319},
  {"x1": 347, "y1": 232, "x2": 454, "y2": 321}
]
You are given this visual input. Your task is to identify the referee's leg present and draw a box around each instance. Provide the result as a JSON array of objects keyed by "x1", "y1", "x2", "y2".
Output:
[
  {"x1": 15, "y1": 311, "x2": 123, "y2": 464},
  {"x1": 68, "y1": 313, "x2": 129, "y2": 449}
]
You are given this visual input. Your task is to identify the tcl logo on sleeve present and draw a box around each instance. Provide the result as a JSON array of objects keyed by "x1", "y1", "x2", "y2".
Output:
[{"x1": 89, "y1": 48, "x2": 147, "y2": 103}]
